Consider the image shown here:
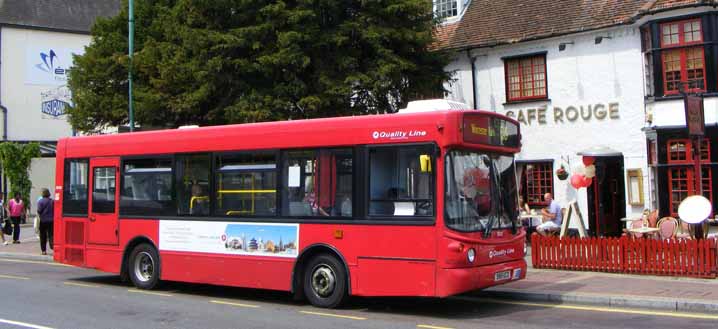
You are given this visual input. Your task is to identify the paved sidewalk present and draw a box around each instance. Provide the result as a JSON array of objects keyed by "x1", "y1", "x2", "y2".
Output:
[
  {"x1": 473, "y1": 248, "x2": 718, "y2": 313},
  {"x1": 0, "y1": 223, "x2": 53, "y2": 261}
]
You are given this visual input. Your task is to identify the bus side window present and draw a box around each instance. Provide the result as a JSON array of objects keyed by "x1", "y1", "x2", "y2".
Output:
[
  {"x1": 176, "y1": 154, "x2": 211, "y2": 216},
  {"x1": 215, "y1": 152, "x2": 277, "y2": 217},
  {"x1": 63, "y1": 159, "x2": 89, "y2": 215},
  {"x1": 368, "y1": 145, "x2": 435, "y2": 218},
  {"x1": 281, "y1": 148, "x2": 353, "y2": 218},
  {"x1": 120, "y1": 158, "x2": 174, "y2": 216}
]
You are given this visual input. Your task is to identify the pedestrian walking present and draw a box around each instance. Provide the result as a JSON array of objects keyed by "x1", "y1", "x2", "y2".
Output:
[
  {"x1": 7, "y1": 192, "x2": 25, "y2": 244},
  {"x1": 0, "y1": 194, "x2": 8, "y2": 245},
  {"x1": 36, "y1": 188, "x2": 54, "y2": 255}
]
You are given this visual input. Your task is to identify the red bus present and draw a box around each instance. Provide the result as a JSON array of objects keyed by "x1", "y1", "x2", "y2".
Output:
[{"x1": 54, "y1": 107, "x2": 526, "y2": 308}]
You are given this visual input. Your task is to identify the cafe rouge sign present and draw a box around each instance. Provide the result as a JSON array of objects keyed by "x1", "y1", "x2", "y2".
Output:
[{"x1": 505, "y1": 102, "x2": 620, "y2": 125}]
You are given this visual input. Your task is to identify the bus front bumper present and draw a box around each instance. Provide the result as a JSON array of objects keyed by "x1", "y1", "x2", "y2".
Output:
[{"x1": 436, "y1": 258, "x2": 527, "y2": 297}]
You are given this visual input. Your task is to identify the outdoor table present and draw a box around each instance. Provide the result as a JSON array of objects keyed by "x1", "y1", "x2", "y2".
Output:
[
  {"x1": 627, "y1": 226, "x2": 659, "y2": 238},
  {"x1": 620, "y1": 217, "x2": 636, "y2": 229},
  {"x1": 520, "y1": 214, "x2": 544, "y2": 242}
]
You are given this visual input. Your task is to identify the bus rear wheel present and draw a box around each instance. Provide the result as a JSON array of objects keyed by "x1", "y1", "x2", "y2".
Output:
[
  {"x1": 303, "y1": 254, "x2": 347, "y2": 308},
  {"x1": 128, "y1": 243, "x2": 160, "y2": 290}
]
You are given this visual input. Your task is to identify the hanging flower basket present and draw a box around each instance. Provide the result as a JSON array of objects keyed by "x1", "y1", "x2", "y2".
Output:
[{"x1": 556, "y1": 166, "x2": 569, "y2": 180}]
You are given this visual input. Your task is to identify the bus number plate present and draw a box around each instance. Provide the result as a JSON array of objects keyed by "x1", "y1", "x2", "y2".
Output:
[{"x1": 494, "y1": 270, "x2": 510, "y2": 281}]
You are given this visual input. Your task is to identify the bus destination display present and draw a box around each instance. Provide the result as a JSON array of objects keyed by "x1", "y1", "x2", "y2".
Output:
[{"x1": 463, "y1": 114, "x2": 519, "y2": 148}]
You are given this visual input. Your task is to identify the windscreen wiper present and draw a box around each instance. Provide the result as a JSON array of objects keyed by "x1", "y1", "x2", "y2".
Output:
[{"x1": 483, "y1": 159, "x2": 501, "y2": 238}]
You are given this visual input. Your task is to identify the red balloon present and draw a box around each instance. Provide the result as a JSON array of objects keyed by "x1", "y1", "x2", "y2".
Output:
[
  {"x1": 581, "y1": 175, "x2": 593, "y2": 187},
  {"x1": 570, "y1": 174, "x2": 585, "y2": 189},
  {"x1": 582, "y1": 156, "x2": 595, "y2": 166}
]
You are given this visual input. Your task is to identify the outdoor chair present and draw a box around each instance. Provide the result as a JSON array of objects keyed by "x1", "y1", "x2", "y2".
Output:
[
  {"x1": 676, "y1": 219, "x2": 692, "y2": 239},
  {"x1": 656, "y1": 217, "x2": 678, "y2": 240},
  {"x1": 647, "y1": 209, "x2": 659, "y2": 228},
  {"x1": 628, "y1": 218, "x2": 649, "y2": 239}
]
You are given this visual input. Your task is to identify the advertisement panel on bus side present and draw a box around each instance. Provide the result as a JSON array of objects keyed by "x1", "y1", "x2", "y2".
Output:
[{"x1": 159, "y1": 221, "x2": 299, "y2": 258}]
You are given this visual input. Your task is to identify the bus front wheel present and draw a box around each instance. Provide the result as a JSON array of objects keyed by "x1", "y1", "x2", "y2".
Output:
[
  {"x1": 303, "y1": 254, "x2": 347, "y2": 308},
  {"x1": 128, "y1": 243, "x2": 160, "y2": 290}
]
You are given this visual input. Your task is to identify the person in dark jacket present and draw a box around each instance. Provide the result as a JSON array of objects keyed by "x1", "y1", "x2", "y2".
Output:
[{"x1": 36, "y1": 188, "x2": 54, "y2": 255}]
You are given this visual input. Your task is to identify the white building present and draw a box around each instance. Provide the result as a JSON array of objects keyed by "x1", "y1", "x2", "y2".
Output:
[
  {"x1": 435, "y1": 0, "x2": 718, "y2": 236},
  {"x1": 0, "y1": 1, "x2": 119, "y2": 203}
]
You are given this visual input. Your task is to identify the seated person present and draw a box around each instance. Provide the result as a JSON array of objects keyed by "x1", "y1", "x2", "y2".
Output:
[
  {"x1": 537, "y1": 193, "x2": 562, "y2": 236},
  {"x1": 303, "y1": 179, "x2": 330, "y2": 216},
  {"x1": 518, "y1": 196, "x2": 530, "y2": 214},
  {"x1": 190, "y1": 183, "x2": 209, "y2": 215},
  {"x1": 338, "y1": 195, "x2": 352, "y2": 217}
]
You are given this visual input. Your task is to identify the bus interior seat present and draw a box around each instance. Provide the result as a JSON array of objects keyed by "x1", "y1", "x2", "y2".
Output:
[{"x1": 289, "y1": 202, "x2": 312, "y2": 216}]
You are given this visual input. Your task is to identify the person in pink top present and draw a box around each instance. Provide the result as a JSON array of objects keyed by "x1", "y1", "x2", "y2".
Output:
[{"x1": 7, "y1": 192, "x2": 25, "y2": 244}]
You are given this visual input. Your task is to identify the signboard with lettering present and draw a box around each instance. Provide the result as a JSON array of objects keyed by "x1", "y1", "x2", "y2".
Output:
[
  {"x1": 684, "y1": 94, "x2": 704, "y2": 136},
  {"x1": 40, "y1": 86, "x2": 72, "y2": 119},
  {"x1": 463, "y1": 114, "x2": 519, "y2": 148},
  {"x1": 25, "y1": 46, "x2": 83, "y2": 86}
]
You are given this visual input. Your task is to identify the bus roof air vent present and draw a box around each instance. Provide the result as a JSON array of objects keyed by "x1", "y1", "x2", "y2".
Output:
[
  {"x1": 178, "y1": 125, "x2": 200, "y2": 129},
  {"x1": 397, "y1": 99, "x2": 471, "y2": 113}
]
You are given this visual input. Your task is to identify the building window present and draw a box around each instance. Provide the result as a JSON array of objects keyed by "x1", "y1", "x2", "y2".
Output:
[
  {"x1": 666, "y1": 138, "x2": 711, "y2": 216},
  {"x1": 522, "y1": 162, "x2": 553, "y2": 206},
  {"x1": 641, "y1": 16, "x2": 718, "y2": 98},
  {"x1": 433, "y1": 0, "x2": 471, "y2": 19},
  {"x1": 642, "y1": 18, "x2": 707, "y2": 96},
  {"x1": 642, "y1": 27, "x2": 655, "y2": 96},
  {"x1": 648, "y1": 140, "x2": 657, "y2": 165},
  {"x1": 434, "y1": 0, "x2": 458, "y2": 18},
  {"x1": 504, "y1": 54, "x2": 547, "y2": 102}
]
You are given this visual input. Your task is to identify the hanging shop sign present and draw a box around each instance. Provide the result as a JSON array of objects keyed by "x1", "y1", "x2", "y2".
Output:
[
  {"x1": 684, "y1": 94, "x2": 704, "y2": 136},
  {"x1": 505, "y1": 102, "x2": 619, "y2": 125}
]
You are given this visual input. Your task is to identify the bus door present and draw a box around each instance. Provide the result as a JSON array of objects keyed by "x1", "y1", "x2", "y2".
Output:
[{"x1": 88, "y1": 157, "x2": 120, "y2": 245}]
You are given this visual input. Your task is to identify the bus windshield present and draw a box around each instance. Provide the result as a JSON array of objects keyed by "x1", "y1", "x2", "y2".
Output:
[{"x1": 445, "y1": 150, "x2": 518, "y2": 233}]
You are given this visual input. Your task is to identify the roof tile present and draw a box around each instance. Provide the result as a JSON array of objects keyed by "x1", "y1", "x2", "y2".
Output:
[{"x1": 436, "y1": 0, "x2": 714, "y2": 50}]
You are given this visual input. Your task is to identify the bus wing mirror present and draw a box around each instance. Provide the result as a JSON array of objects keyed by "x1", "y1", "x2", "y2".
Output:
[{"x1": 420, "y1": 154, "x2": 432, "y2": 173}]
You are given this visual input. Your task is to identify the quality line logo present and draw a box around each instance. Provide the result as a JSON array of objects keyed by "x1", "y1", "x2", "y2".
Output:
[
  {"x1": 371, "y1": 130, "x2": 427, "y2": 140},
  {"x1": 489, "y1": 248, "x2": 515, "y2": 259}
]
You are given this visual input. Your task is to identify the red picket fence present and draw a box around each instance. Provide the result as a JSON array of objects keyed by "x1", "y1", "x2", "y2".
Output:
[{"x1": 531, "y1": 234, "x2": 718, "y2": 278}]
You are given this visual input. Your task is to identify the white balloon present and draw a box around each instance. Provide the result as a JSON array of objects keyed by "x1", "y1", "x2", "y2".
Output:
[
  {"x1": 572, "y1": 165, "x2": 585, "y2": 176},
  {"x1": 584, "y1": 165, "x2": 596, "y2": 178}
]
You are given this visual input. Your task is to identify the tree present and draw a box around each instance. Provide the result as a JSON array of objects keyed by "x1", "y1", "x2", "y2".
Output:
[
  {"x1": 0, "y1": 142, "x2": 40, "y2": 203},
  {"x1": 67, "y1": 0, "x2": 451, "y2": 132}
]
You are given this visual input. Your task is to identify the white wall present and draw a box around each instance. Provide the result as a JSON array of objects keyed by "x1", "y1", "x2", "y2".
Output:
[
  {"x1": 649, "y1": 98, "x2": 718, "y2": 127},
  {"x1": 28, "y1": 157, "x2": 55, "y2": 215},
  {"x1": 1, "y1": 27, "x2": 90, "y2": 141},
  {"x1": 445, "y1": 26, "x2": 650, "y2": 228}
]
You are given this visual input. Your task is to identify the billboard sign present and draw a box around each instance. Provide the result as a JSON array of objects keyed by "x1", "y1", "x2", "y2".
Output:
[{"x1": 26, "y1": 47, "x2": 83, "y2": 86}]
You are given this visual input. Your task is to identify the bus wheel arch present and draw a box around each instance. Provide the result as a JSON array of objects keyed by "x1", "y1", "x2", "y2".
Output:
[
  {"x1": 292, "y1": 244, "x2": 351, "y2": 306},
  {"x1": 121, "y1": 236, "x2": 160, "y2": 287}
]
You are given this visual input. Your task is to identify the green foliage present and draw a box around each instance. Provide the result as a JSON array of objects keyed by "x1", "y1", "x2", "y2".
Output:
[
  {"x1": 67, "y1": 0, "x2": 451, "y2": 132},
  {"x1": 0, "y1": 142, "x2": 40, "y2": 203}
]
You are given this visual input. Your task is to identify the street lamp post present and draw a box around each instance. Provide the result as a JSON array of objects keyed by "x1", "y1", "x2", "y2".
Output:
[{"x1": 128, "y1": 0, "x2": 135, "y2": 132}]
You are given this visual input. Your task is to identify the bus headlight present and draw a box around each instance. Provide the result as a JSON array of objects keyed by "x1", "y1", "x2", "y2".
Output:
[{"x1": 467, "y1": 248, "x2": 476, "y2": 263}]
